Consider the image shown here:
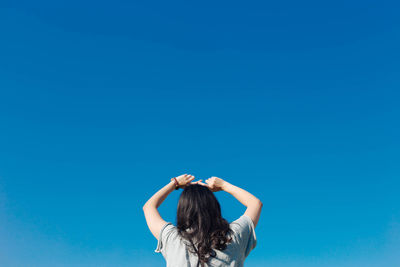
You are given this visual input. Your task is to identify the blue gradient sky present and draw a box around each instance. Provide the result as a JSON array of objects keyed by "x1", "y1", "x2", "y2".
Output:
[{"x1": 0, "y1": 1, "x2": 399, "y2": 266}]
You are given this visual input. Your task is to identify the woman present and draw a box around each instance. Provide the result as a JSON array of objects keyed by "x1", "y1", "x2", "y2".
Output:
[{"x1": 143, "y1": 174, "x2": 263, "y2": 267}]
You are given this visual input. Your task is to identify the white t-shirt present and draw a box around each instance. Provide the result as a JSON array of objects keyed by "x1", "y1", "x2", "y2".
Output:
[{"x1": 155, "y1": 215, "x2": 257, "y2": 267}]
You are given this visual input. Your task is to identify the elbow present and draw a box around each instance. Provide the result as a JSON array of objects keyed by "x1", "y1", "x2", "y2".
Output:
[
  {"x1": 248, "y1": 198, "x2": 263, "y2": 209},
  {"x1": 256, "y1": 199, "x2": 263, "y2": 208},
  {"x1": 143, "y1": 202, "x2": 157, "y2": 211},
  {"x1": 142, "y1": 202, "x2": 149, "y2": 211}
]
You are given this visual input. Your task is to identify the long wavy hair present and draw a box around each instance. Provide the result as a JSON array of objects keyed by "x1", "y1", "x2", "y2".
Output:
[{"x1": 176, "y1": 184, "x2": 232, "y2": 267}]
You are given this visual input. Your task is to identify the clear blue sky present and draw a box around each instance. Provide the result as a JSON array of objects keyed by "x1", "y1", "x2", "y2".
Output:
[{"x1": 0, "y1": 1, "x2": 399, "y2": 266}]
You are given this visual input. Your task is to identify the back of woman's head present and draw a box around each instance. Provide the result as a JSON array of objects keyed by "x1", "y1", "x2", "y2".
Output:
[{"x1": 177, "y1": 184, "x2": 232, "y2": 266}]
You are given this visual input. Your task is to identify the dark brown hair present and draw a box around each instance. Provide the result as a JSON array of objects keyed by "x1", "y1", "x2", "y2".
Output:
[{"x1": 176, "y1": 184, "x2": 232, "y2": 267}]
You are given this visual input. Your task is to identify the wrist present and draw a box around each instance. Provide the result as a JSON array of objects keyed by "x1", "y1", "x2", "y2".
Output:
[
  {"x1": 170, "y1": 177, "x2": 180, "y2": 190},
  {"x1": 221, "y1": 181, "x2": 231, "y2": 191}
]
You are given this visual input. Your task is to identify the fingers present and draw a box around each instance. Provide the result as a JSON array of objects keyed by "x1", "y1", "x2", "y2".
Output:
[
  {"x1": 205, "y1": 177, "x2": 214, "y2": 185},
  {"x1": 186, "y1": 174, "x2": 195, "y2": 182},
  {"x1": 186, "y1": 178, "x2": 211, "y2": 188},
  {"x1": 176, "y1": 174, "x2": 219, "y2": 189},
  {"x1": 188, "y1": 179, "x2": 214, "y2": 191},
  {"x1": 180, "y1": 174, "x2": 195, "y2": 187},
  {"x1": 197, "y1": 181, "x2": 210, "y2": 188}
]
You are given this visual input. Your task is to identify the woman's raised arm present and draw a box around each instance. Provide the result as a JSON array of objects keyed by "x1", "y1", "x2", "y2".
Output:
[
  {"x1": 199, "y1": 177, "x2": 263, "y2": 227},
  {"x1": 142, "y1": 174, "x2": 195, "y2": 239}
]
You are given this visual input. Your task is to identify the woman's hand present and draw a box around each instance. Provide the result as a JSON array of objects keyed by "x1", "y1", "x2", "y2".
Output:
[
  {"x1": 175, "y1": 174, "x2": 196, "y2": 188},
  {"x1": 198, "y1": 176, "x2": 227, "y2": 192}
]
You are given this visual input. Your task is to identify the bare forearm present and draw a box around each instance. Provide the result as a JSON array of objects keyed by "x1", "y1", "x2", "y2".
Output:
[
  {"x1": 143, "y1": 174, "x2": 195, "y2": 210},
  {"x1": 142, "y1": 174, "x2": 198, "y2": 239},
  {"x1": 143, "y1": 181, "x2": 176, "y2": 209},
  {"x1": 197, "y1": 176, "x2": 263, "y2": 227},
  {"x1": 223, "y1": 181, "x2": 263, "y2": 227},
  {"x1": 223, "y1": 182, "x2": 262, "y2": 207}
]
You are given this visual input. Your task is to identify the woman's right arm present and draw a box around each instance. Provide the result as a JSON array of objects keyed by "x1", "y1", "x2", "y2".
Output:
[{"x1": 200, "y1": 177, "x2": 263, "y2": 227}]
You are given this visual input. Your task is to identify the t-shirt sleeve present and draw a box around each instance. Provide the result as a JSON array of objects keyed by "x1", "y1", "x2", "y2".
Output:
[
  {"x1": 230, "y1": 214, "x2": 257, "y2": 258},
  {"x1": 154, "y1": 222, "x2": 178, "y2": 256}
]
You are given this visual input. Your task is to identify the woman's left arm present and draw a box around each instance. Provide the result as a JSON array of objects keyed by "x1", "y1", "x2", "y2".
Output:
[{"x1": 143, "y1": 174, "x2": 195, "y2": 239}]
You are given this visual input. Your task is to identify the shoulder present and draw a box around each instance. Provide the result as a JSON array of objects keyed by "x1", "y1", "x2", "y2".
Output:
[
  {"x1": 230, "y1": 214, "x2": 256, "y2": 233},
  {"x1": 155, "y1": 222, "x2": 181, "y2": 254},
  {"x1": 229, "y1": 215, "x2": 257, "y2": 257},
  {"x1": 159, "y1": 222, "x2": 177, "y2": 239}
]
